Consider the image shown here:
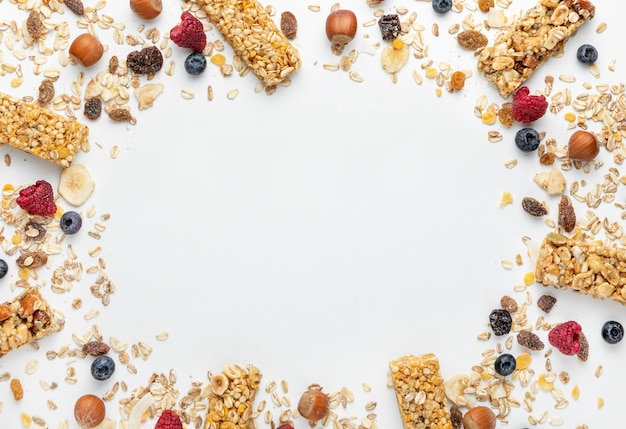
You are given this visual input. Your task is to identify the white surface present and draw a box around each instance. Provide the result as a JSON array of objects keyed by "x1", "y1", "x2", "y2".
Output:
[{"x1": 0, "y1": 0, "x2": 625, "y2": 427}]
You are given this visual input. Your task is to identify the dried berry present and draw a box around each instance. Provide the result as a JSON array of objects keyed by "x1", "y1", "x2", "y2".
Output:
[
  {"x1": 457, "y1": 30, "x2": 488, "y2": 51},
  {"x1": 108, "y1": 55, "x2": 119, "y2": 74},
  {"x1": 16, "y1": 251, "x2": 48, "y2": 268},
  {"x1": 450, "y1": 404, "x2": 463, "y2": 429},
  {"x1": 37, "y1": 79, "x2": 55, "y2": 105},
  {"x1": 557, "y1": 195, "x2": 576, "y2": 232},
  {"x1": 517, "y1": 331, "x2": 545, "y2": 351},
  {"x1": 478, "y1": 0, "x2": 494, "y2": 12},
  {"x1": 500, "y1": 295, "x2": 518, "y2": 313},
  {"x1": 280, "y1": 11, "x2": 298, "y2": 40},
  {"x1": 16, "y1": 180, "x2": 57, "y2": 217},
  {"x1": 127, "y1": 46, "x2": 164, "y2": 75},
  {"x1": 577, "y1": 331, "x2": 589, "y2": 362},
  {"x1": 378, "y1": 14, "x2": 401, "y2": 40},
  {"x1": 539, "y1": 152, "x2": 556, "y2": 165},
  {"x1": 498, "y1": 102, "x2": 515, "y2": 127},
  {"x1": 30, "y1": 309, "x2": 51, "y2": 334},
  {"x1": 512, "y1": 86, "x2": 548, "y2": 123},
  {"x1": 489, "y1": 308, "x2": 512, "y2": 336},
  {"x1": 83, "y1": 341, "x2": 111, "y2": 357},
  {"x1": 450, "y1": 71, "x2": 466, "y2": 91},
  {"x1": 108, "y1": 108, "x2": 133, "y2": 122},
  {"x1": 521, "y1": 197, "x2": 547, "y2": 217},
  {"x1": 83, "y1": 98, "x2": 102, "y2": 120},
  {"x1": 548, "y1": 321, "x2": 582, "y2": 356},
  {"x1": 64, "y1": 0, "x2": 85, "y2": 15},
  {"x1": 10, "y1": 378, "x2": 23, "y2": 401},
  {"x1": 170, "y1": 11, "x2": 207, "y2": 52},
  {"x1": 155, "y1": 409, "x2": 183, "y2": 429},
  {"x1": 537, "y1": 294, "x2": 557, "y2": 313},
  {"x1": 26, "y1": 10, "x2": 43, "y2": 40}
]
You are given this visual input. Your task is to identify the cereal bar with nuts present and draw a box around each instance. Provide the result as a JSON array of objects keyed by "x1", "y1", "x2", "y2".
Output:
[
  {"x1": 204, "y1": 363, "x2": 262, "y2": 429},
  {"x1": 535, "y1": 232, "x2": 626, "y2": 304},
  {"x1": 0, "y1": 288, "x2": 62, "y2": 357},
  {"x1": 389, "y1": 353, "x2": 452, "y2": 429},
  {"x1": 0, "y1": 92, "x2": 89, "y2": 167},
  {"x1": 194, "y1": 0, "x2": 301, "y2": 87},
  {"x1": 477, "y1": 0, "x2": 595, "y2": 98}
]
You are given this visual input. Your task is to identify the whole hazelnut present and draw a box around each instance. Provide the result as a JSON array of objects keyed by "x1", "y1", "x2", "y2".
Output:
[
  {"x1": 297, "y1": 386, "x2": 330, "y2": 422},
  {"x1": 74, "y1": 394, "x2": 106, "y2": 428},
  {"x1": 463, "y1": 406, "x2": 496, "y2": 429},
  {"x1": 130, "y1": 0, "x2": 162, "y2": 20},
  {"x1": 568, "y1": 130, "x2": 599, "y2": 162},
  {"x1": 69, "y1": 34, "x2": 104, "y2": 67}
]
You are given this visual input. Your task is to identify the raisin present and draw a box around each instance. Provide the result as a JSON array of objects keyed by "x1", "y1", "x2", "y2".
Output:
[
  {"x1": 450, "y1": 404, "x2": 463, "y2": 429},
  {"x1": 489, "y1": 308, "x2": 512, "y2": 336},
  {"x1": 558, "y1": 195, "x2": 576, "y2": 232},
  {"x1": 577, "y1": 331, "x2": 589, "y2": 362},
  {"x1": 450, "y1": 71, "x2": 466, "y2": 91},
  {"x1": 24, "y1": 221, "x2": 46, "y2": 242},
  {"x1": 37, "y1": 79, "x2": 55, "y2": 105},
  {"x1": 26, "y1": 10, "x2": 43, "y2": 40},
  {"x1": 537, "y1": 294, "x2": 557, "y2": 313},
  {"x1": 517, "y1": 331, "x2": 545, "y2": 351},
  {"x1": 498, "y1": 102, "x2": 515, "y2": 127},
  {"x1": 280, "y1": 11, "x2": 297, "y2": 40},
  {"x1": 500, "y1": 295, "x2": 518, "y2": 313},
  {"x1": 457, "y1": 30, "x2": 488, "y2": 51},
  {"x1": 127, "y1": 46, "x2": 164, "y2": 75},
  {"x1": 83, "y1": 340, "x2": 111, "y2": 357},
  {"x1": 108, "y1": 108, "x2": 132, "y2": 122},
  {"x1": 108, "y1": 55, "x2": 119, "y2": 74},
  {"x1": 83, "y1": 98, "x2": 102, "y2": 120},
  {"x1": 64, "y1": 0, "x2": 85, "y2": 15},
  {"x1": 10, "y1": 379, "x2": 24, "y2": 401},
  {"x1": 539, "y1": 152, "x2": 556, "y2": 165},
  {"x1": 478, "y1": 0, "x2": 494, "y2": 12},
  {"x1": 378, "y1": 14, "x2": 401, "y2": 40},
  {"x1": 521, "y1": 197, "x2": 548, "y2": 217},
  {"x1": 16, "y1": 251, "x2": 47, "y2": 268}
]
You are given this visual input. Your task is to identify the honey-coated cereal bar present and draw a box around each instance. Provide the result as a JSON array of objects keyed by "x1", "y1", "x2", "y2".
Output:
[
  {"x1": 389, "y1": 353, "x2": 452, "y2": 429},
  {"x1": 0, "y1": 92, "x2": 89, "y2": 167},
  {"x1": 0, "y1": 288, "x2": 62, "y2": 357},
  {"x1": 195, "y1": 0, "x2": 301, "y2": 87},
  {"x1": 535, "y1": 232, "x2": 626, "y2": 304},
  {"x1": 477, "y1": 0, "x2": 595, "y2": 98}
]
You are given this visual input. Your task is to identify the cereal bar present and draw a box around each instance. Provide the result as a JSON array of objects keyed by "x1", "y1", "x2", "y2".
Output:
[
  {"x1": 0, "y1": 288, "x2": 62, "y2": 357},
  {"x1": 535, "y1": 232, "x2": 626, "y2": 304},
  {"x1": 195, "y1": 0, "x2": 301, "y2": 87},
  {"x1": 477, "y1": 0, "x2": 595, "y2": 98},
  {"x1": 0, "y1": 92, "x2": 89, "y2": 167},
  {"x1": 204, "y1": 363, "x2": 262, "y2": 429},
  {"x1": 389, "y1": 353, "x2": 452, "y2": 429}
]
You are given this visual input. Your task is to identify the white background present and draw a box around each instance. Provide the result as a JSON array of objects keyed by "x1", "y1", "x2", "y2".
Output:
[{"x1": 1, "y1": 0, "x2": 626, "y2": 427}]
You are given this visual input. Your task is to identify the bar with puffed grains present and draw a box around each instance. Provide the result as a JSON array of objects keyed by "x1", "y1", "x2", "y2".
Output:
[
  {"x1": 389, "y1": 353, "x2": 452, "y2": 429},
  {"x1": 0, "y1": 92, "x2": 89, "y2": 167},
  {"x1": 477, "y1": 0, "x2": 595, "y2": 98},
  {"x1": 535, "y1": 231, "x2": 626, "y2": 305},
  {"x1": 194, "y1": 0, "x2": 301, "y2": 87}
]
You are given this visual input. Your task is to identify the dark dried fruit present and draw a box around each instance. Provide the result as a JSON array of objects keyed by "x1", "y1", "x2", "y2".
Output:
[
  {"x1": 126, "y1": 46, "x2": 164, "y2": 75},
  {"x1": 577, "y1": 331, "x2": 589, "y2": 362},
  {"x1": 489, "y1": 308, "x2": 512, "y2": 336},
  {"x1": 537, "y1": 294, "x2": 557, "y2": 313},
  {"x1": 517, "y1": 331, "x2": 545, "y2": 351},
  {"x1": 83, "y1": 98, "x2": 102, "y2": 120},
  {"x1": 64, "y1": 0, "x2": 85, "y2": 16},
  {"x1": 378, "y1": 14, "x2": 401, "y2": 40},
  {"x1": 498, "y1": 102, "x2": 515, "y2": 127},
  {"x1": 24, "y1": 221, "x2": 46, "y2": 242},
  {"x1": 557, "y1": 195, "x2": 576, "y2": 232},
  {"x1": 108, "y1": 55, "x2": 119, "y2": 74},
  {"x1": 521, "y1": 197, "x2": 547, "y2": 217},
  {"x1": 500, "y1": 295, "x2": 518, "y2": 313},
  {"x1": 37, "y1": 79, "x2": 55, "y2": 105},
  {"x1": 83, "y1": 340, "x2": 111, "y2": 357},
  {"x1": 280, "y1": 11, "x2": 297, "y2": 40},
  {"x1": 30, "y1": 309, "x2": 51, "y2": 334},
  {"x1": 457, "y1": 30, "x2": 488, "y2": 51},
  {"x1": 450, "y1": 404, "x2": 463, "y2": 429},
  {"x1": 16, "y1": 251, "x2": 48, "y2": 268},
  {"x1": 108, "y1": 108, "x2": 133, "y2": 122},
  {"x1": 26, "y1": 10, "x2": 43, "y2": 40}
]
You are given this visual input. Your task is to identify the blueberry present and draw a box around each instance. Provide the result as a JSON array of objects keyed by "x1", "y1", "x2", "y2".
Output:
[
  {"x1": 601, "y1": 320, "x2": 624, "y2": 344},
  {"x1": 494, "y1": 353, "x2": 516, "y2": 376},
  {"x1": 0, "y1": 259, "x2": 7, "y2": 279},
  {"x1": 91, "y1": 355, "x2": 115, "y2": 381},
  {"x1": 577, "y1": 44, "x2": 598, "y2": 65},
  {"x1": 515, "y1": 127, "x2": 541, "y2": 152},
  {"x1": 184, "y1": 52, "x2": 207, "y2": 75},
  {"x1": 432, "y1": 0, "x2": 452, "y2": 14},
  {"x1": 60, "y1": 211, "x2": 82, "y2": 235}
]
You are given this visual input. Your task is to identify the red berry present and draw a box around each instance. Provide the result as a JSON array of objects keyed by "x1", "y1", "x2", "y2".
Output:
[
  {"x1": 548, "y1": 321, "x2": 582, "y2": 356},
  {"x1": 155, "y1": 410, "x2": 182, "y2": 429},
  {"x1": 16, "y1": 180, "x2": 57, "y2": 217},
  {"x1": 512, "y1": 86, "x2": 548, "y2": 123},
  {"x1": 170, "y1": 12, "x2": 206, "y2": 52}
]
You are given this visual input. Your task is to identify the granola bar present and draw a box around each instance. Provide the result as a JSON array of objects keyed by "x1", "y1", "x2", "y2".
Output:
[
  {"x1": 0, "y1": 92, "x2": 89, "y2": 167},
  {"x1": 535, "y1": 232, "x2": 626, "y2": 304},
  {"x1": 477, "y1": 0, "x2": 595, "y2": 98},
  {"x1": 204, "y1": 363, "x2": 262, "y2": 429},
  {"x1": 195, "y1": 0, "x2": 301, "y2": 87},
  {"x1": 0, "y1": 288, "x2": 62, "y2": 357},
  {"x1": 389, "y1": 353, "x2": 452, "y2": 429}
]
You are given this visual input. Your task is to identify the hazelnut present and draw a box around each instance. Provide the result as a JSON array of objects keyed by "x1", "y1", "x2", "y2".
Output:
[
  {"x1": 74, "y1": 394, "x2": 106, "y2": 429},
  {"x1": 130, "y1": 0, "x2": 162, "y2": 20},
  {"x1": 463, "y1": 406, "x2": 496, "y2": 429},
  {"x1": 297, "y1": 386, "x2": 330, "y2": 422},
  {"x1": 69, "y1": 34, "x2": 104, "y2": 67},
  {"x1": 568, "y1": 130, "x2": 599, "y2": 162}
]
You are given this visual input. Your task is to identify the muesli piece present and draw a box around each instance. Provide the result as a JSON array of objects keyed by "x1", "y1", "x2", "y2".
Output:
[
  {"x1": 535, "y1": 232, "x2": 626, "y2": 305},
  {"x1": 0, "y1": 288, "x2": 61, "y2": 357},
  {"x1": 389, "y1": 353, "x2": 452, "y2": 429},
  {"x1": 477, "y1": 0, "x2": 595, "y2": 98},
  {"x1": 0, "y1": 92, "x2": 89, "y2": 167},
  {"x1": 195, "y1": 0, "x2": 301, "y2": 87}
]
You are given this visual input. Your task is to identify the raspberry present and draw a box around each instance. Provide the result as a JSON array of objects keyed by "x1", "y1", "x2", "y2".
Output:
[
  {"x1": 16, "y1": 180, "x2": 57, "y2": 217},
  {"x1": 155, "y1": 410, "x2": 182, "y2": 429},
  {"x1": 170, "y1": 12, "x2": 206, "y2": 52},
  {"x1": 512, "y1": 86, "x2": 548, "y2": 123},
  {"x1": 548, "y1": 321, "x2": 582, "y2": 356}
]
